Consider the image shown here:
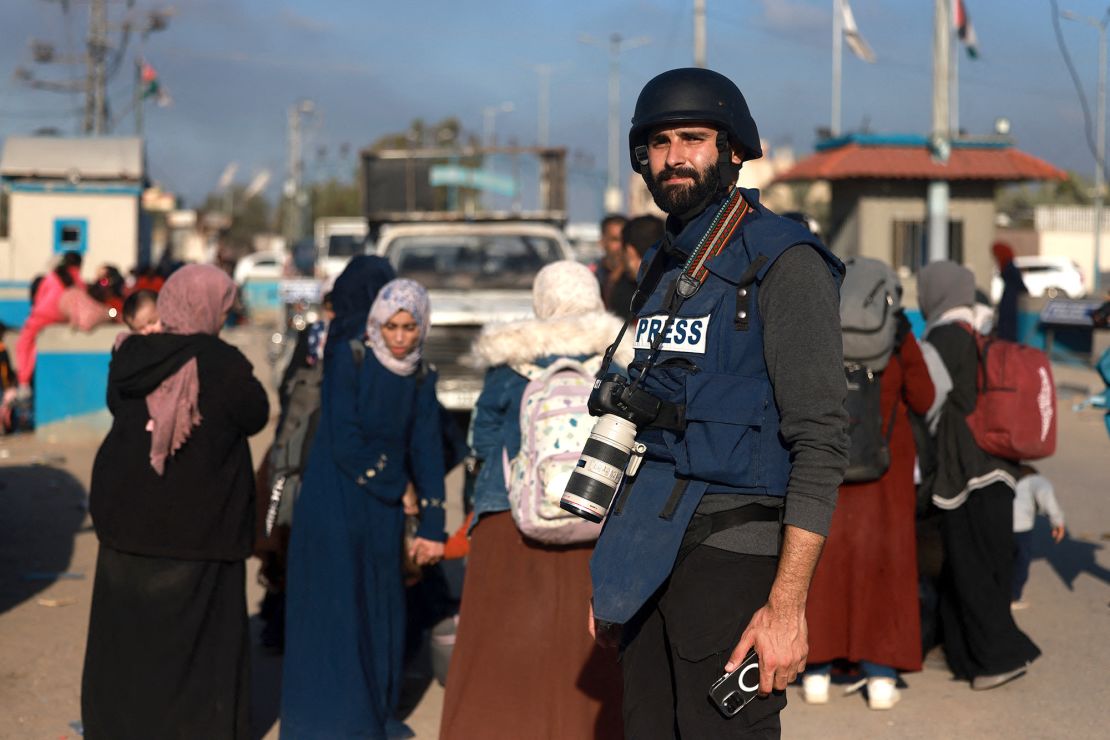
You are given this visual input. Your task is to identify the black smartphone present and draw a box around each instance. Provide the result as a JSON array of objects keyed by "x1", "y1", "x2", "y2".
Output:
[{"x1": 709, "y1": 649, "x2": 761, "y2": 717}]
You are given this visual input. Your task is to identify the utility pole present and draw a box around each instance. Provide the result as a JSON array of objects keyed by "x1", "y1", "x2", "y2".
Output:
[
  {"x1": 1062, "y1": 7, "x2": 1110, "y2": 295},
  {"x1": 927, "y1": 0, "x2": 951, "y2": 264},
  {"x1": 536, "y1": 65, "x2": 552, "y2": 147},
  {"x1": 134, "y1": 59, "x2": 143, "y2": 136},
  {"x1": 580, "y1": 33, "x2": 650, "y2": 214},
  {"x1": 831, "y1": 0, "x2": 842, "y2": 137},
  {"x1": 950, "y1": 16, "x2": 960, "y2": 136},
  {"x1": 482, "y1": 101, "x2": 514, "y2": 146},
  {"x1": 1097, "y1": 17, "x2": 1106, "y2": 295},
  {"x1": 85, "y1": 0, "x2": 109, "y2": 134},
  {"x1": 283, "y1": 100, "x2": 315, "y2": 243},
  {"x1": 694, "y1": 0, "x2": 707, "y2": 68}
]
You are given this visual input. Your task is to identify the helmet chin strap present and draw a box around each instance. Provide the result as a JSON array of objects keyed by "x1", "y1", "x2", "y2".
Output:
[{"x1": 716, "y1": 131, "x2": 741, "y2": 192}]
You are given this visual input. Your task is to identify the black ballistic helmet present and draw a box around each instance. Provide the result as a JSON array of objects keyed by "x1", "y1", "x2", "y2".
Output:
[{"x1": 628, "y1": 67, "x2": 762, "y2": 172}]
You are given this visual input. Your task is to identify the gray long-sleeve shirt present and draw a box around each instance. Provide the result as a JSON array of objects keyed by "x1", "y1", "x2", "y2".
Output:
[{"x1": 698, "y1": 244, "x2": 849, "y2": 555}]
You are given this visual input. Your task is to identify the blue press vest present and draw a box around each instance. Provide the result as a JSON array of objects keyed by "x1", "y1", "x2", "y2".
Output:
[{"x1": 590, "y1": 188, "x2": 843, "y2": 625}]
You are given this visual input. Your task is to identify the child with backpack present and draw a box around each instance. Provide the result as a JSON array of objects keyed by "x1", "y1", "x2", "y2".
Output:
[
  {"x1": 1011, "y1": 464, "x2": 1066, "y2": 609},
  {"x1": 439, "y1": 261, "x2": 627, "y2": 740}
]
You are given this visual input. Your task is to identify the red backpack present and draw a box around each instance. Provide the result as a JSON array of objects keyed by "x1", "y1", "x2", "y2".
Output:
[{"x1": 964, "y1": 328, "x2": 1056, "y2": 461}]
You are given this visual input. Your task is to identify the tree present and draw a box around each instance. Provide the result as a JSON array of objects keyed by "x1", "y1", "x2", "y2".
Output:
[
  {"x1": 369, "y1": 117, "x2": 470, "y2": 152},
  {"x1": 201, "y1": 185, "x2": 273, "y2": 254},
  {"x1": 996, "y1": 170, "x2": 1093, "y2": 226},
  {"x1": 309, "y1": 176, "x2": 361, "y2": 221}
]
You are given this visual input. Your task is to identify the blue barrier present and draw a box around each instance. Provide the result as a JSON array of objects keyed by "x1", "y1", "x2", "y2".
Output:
[
  {"x1": 33, "y1": 324, "x2": 117, "y2": 427},
  {"x1": 240, "y1": 279, "x2": 281, "y2": 313},
  {"x1": 0, "y1": 281, "x2": 31, "y2": 328}
]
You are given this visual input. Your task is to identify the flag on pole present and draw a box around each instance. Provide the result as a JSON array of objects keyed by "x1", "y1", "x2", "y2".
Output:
[
  {"x1": 954, "y1": 0, "x2": 979, "y2": 59},
  {"x1": 139, "y1": 59, "x2": 173, "y2": 107},
  {"x1": 840, "y1": 0, "x2": 877, "y2": 63}
]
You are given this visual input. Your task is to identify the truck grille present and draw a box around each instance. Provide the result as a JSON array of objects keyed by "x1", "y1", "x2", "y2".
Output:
[{"x1": 424, "y1": 325, "x2": 485, "y2": 411}]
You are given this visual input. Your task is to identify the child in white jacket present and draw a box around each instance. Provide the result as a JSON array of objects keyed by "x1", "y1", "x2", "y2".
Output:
[{"x1": 1012, "y1": 464, "x2": 1066, "y2": 608}]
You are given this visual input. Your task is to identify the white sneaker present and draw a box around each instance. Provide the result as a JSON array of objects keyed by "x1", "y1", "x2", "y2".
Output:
[
  {"x1": 802, "y1": 673, "x2": 830, "y2": 704},
  {"x1": 867, "y1": 677, "x2": 901, "y2": 710}
]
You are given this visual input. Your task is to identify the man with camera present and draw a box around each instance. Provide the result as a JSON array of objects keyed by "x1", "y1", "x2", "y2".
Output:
[{"x1": 566, "y1": 68, "x2": 849, "y2": 737}]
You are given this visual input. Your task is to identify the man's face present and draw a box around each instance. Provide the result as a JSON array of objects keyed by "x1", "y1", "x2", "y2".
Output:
[
  {"x1": 601, "y1": 221, "x2": 625, "y2": 262},
  {"x1": 644, "y1": 124, "x2": 740, "y2": 214}
]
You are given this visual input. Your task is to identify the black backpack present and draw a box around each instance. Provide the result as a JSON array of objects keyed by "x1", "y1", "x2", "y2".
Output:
[
  {"x1": 266, "y1": 361, "x2": 325, "y2": 535},
  {"x1": 842, "y1": 361, "x2": 897, "y2": 484}
]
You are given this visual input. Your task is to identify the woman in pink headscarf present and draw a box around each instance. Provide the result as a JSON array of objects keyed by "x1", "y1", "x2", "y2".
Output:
[{"x1": 81, "y1": 264, "x2": 269, "y2": 740}]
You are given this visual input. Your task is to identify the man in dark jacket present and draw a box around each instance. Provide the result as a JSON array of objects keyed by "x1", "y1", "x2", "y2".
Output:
[
  {"x1": 608, "y1": 215, "x2": 664, "y2": 322},
  {"x1": 585, "y1": 68, "x2": 848, "y2": 738}
]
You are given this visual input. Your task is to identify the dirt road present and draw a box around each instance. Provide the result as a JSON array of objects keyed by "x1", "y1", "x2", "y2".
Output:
[{"x1": 1, "y1": 329, "x2": 1107, "y2": 739}]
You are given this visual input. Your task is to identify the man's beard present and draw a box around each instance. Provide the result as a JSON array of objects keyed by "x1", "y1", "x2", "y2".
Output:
[{"x1": 646, "y1": 162, "x2": 721, "y2": 217}]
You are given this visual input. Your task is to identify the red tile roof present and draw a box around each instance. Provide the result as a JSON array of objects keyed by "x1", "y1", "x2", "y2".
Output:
[{"x1": 776, "y1": 142, "x2": 1067, "y2": 183}]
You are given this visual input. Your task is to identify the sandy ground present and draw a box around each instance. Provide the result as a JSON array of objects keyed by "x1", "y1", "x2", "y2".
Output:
[{"x1": 1, "y1": 327, "x2": 1108, "y2": 739}]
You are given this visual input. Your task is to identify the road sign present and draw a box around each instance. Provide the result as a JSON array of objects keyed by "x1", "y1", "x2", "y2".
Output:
[
  {"x1": 1039, "y1": 299, "x2": 1105, "y2": 326},
  {"x1": 429, "y1": 164, "x2": 516, "y2": 196}
]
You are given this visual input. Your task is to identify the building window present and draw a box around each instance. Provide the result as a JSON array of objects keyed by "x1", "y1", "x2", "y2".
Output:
[
  {"x1": 892, "y1": 219, "x2": 964, "y2": 271},
  {"x1": 53, "y1": 218, "x2": 88, "y2": 254}
]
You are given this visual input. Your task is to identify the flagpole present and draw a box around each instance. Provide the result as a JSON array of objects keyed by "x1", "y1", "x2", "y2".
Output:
[
  {"x1": 832, "y1": 0, "x2": 842, "y2": 137},
  {"x1": 928, "y1": 0, "x2": 951, "y2": 264},
  {"x1": 951, "y1": 1, "x2": 960, "y2": 137},
  {"x1": 134, "y1": 58, "x2": 143, "y2": 136}
]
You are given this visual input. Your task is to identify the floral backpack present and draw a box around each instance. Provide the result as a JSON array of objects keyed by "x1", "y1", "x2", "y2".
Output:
[{"x1": 503, "y1": 356, "x2": 604, "y2": 545}]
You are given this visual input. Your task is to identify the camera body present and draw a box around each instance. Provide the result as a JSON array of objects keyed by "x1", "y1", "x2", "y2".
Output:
[{"x1": 589, "y1": 373, "x2": 663, "y2": 428}]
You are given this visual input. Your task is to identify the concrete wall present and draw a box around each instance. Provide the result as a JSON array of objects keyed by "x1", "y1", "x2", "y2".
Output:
[
  {"x1": 4, "y1": 190, "x2": 139, "y2": 282},
  {"x1": 1036, "y1": 231, "x2": 1110, "y2": 295}
]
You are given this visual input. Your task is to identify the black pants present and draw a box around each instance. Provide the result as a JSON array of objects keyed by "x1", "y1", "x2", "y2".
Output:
[{"x1": 620, "y1": 545, "x2": 785, "y2": 739}]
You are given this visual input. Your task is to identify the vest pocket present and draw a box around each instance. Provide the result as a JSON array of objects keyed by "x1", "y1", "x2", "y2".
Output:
[{"x1": 672, "y1": 372, "x2": 768, "y2": 486}]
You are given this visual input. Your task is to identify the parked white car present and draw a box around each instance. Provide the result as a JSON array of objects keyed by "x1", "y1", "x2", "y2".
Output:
[
  {"x1": 990, "y1": 256, "x2": 1086, "y2": 302},
  {"x1": 233, "y1": 249, "x2": 285, "y2": 285}
]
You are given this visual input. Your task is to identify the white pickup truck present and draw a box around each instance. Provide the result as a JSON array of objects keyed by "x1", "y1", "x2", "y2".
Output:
[{"x1": 374, "y1": 220, "x2": 576, "y2": 411}]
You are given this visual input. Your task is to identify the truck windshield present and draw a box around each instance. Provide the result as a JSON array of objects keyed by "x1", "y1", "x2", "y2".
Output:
[
  {"x1": 328, "y1": 234, "x2": 365, "y2": 258},
  {"x1": 387, "y1": 233, "x2": 563, "y2": 289}
]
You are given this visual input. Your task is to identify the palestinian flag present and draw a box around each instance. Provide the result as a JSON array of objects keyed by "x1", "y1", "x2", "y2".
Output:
[
  {"x1": 139, "y1": 58, "x2": 173, "y2": 107},
  {"x1": 954, "y1": 0, "x2": 979, "y2": 59}
]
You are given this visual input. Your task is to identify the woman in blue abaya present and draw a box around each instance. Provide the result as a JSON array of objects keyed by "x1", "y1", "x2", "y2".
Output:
[{"x1": 281, "y1": 264, "x2": 448, "y2": 740}]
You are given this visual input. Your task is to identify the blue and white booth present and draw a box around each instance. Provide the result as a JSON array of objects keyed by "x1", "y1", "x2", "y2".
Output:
[{"x1": 0, "y1": 136, "x2": 149, "y2": 328}]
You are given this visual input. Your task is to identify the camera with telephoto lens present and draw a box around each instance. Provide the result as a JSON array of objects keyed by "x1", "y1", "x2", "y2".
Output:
[{"x1": 560, "y1": 374, "x2": 657, "y2": 523}]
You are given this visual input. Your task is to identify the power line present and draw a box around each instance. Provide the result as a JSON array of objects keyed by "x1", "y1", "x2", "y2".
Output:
[{"x1": 1049, "y1": 0, "x2": 1110, "y2": 183}]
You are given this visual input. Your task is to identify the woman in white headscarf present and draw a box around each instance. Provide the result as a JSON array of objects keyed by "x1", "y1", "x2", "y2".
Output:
[
  {"x1": 440, "y1": 260, "x2": 626, "y2": 739},
  {"x1": 282, "y1": 276, "x2": 447, "y2": 739}
]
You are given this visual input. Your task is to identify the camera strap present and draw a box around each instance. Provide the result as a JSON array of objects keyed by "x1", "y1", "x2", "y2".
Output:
[{"x1": 597, "y1": 188, "x2": 752, "y2": 381}]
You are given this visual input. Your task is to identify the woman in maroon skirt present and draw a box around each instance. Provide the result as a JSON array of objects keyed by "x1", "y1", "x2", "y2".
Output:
[
  {"x1": 439, "y1": 261, "x2": 624, "y2": 739},
  {"x1": 802, "y1": 312, "x2": 935, "y2": 710}
]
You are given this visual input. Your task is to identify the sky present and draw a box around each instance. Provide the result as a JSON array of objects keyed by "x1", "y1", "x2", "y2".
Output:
[{"x1": 0, "y1": 0, "x2": 1107, "y2": 223}]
